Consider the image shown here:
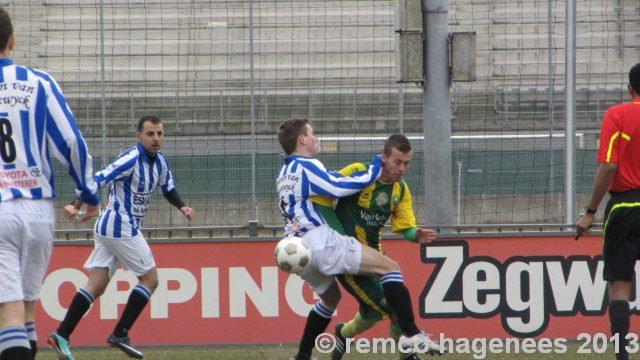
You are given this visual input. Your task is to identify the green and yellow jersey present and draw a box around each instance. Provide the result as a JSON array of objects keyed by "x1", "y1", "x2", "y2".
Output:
[{"x1": 313, "y1": 162, "x2": 416, "y2": 252}]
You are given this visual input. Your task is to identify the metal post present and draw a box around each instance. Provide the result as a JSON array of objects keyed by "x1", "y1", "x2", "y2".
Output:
[
  {"x1": 99, "y1": 0, "x2": 107, "y2": 203},
  {"x1": 547, "y1": 0, "x2": 556, "y2": 221},
  {"x1": 422, "y1": 0, "x2": 453, "y2": 228},
  {"x1": 249, "y1": 0, "x2": 258, "y2": 225},
  {"x1": 565, "y1": 0, "x2": 576, "y2": 224},
  {"x1": 398, "y1": 84, "x2": 405, "y2": 134}
]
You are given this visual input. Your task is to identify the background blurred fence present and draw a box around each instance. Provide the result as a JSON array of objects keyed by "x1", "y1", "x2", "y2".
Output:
[{"x1": 3, "y1": 0, "x2": 639, "y2": 234}]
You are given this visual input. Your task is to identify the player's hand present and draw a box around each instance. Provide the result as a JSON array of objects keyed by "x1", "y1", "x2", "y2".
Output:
[
  {"x1": 415, "y1": 227, "x2": 436, "y2": 244},
  {"x1": 63, "y1": 204, "x2": 79, "y2": 220},
  {"x1": 181, "y1": 206, "x2": 195, "y2": 220},
  {"x1": 575, "y1": 213, "x2": 594, "y2": 240}
]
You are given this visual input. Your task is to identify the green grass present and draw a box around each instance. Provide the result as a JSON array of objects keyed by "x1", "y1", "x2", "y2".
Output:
[{"x1": 37, "y1": 342, "x2": 620, "y2": 359}]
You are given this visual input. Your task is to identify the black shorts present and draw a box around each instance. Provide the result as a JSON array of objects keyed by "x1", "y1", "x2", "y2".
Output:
[{"x1": 602, "y1": 189, "x2": 640, "y2": 281}]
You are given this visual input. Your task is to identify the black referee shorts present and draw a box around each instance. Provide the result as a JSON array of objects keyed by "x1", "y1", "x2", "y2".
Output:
[{"x1": 603, "y1": 189, "x2": 640, "y2": 281}]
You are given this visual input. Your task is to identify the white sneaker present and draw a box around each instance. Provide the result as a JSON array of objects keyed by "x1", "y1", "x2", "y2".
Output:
[{"x1": 398, "y1": 332, "x2": 443, "y2": 355}]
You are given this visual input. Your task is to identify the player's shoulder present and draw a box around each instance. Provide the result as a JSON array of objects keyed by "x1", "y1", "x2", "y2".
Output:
[
  {"x1": 114, "y1": 146, "x2": 140, "y2": 161},
  {"x1": 339, "y1": 162, "x2": 367, "y2": 176}
]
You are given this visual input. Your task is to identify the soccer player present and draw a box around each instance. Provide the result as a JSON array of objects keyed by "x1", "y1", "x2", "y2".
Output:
[
  {"x1": 0, "y1": 8, "x2": 99, "y2": 360},
  {"x1": 313, "y1": 134, "x2": 438, "y2": 360},
  {"x1": 277, "y1": 119, "x2": 438, "y2": 360},
  {"x1": 576, "y1": 62, "x2": 640, "y2": 360},
  {"x1": 0, "y1": 7, "x2": 99, "y2": 360},
  {"x1": 48, "y1": 115, "x2": 195, "y2": 360}
]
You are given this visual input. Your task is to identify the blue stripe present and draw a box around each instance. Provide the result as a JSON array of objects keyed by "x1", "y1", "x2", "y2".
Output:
[
  {"x1": 303, "y1": 160, "x2": 365, "y2": 190},
  {"x1": 10, "y1": 188, "x2": 22, "y2": 198},
  {"x1": 149, "y1": 159, "x2": 157, "y2": 193},
  {"x1": 0, "y1": 112, "x2": 7, "y2": 116},
  {"x1": 313, "y1": 302, "x2": 334, "y2": 319},
  {"x1": 34, "y1": 83, "x2": 46, "y2": 146},
  {"x1": 291, "y1": 161, "x2": 298, "y2": 172},
  {"x1": 0, "y1": 327, "x2": 25, "y2": 337},
  {"x1": 300, "y1": 172, "x2": 321, "y2": 226},
  {"x1": 380, "y1": 271, "x2": 404, "y2": 284},
  {"x1": 161, "y1": 157, "x2": 171, "y2": 193},
  {"x1": 0, "y1": 66, "x2": 3, "y2": 82},
  {"x1": 30, "y1": 188, "x2": 42, "y2": 199},
  {"x1": 15, "y1": 66, "x2": 27, "y2": 80},
  {"x1": 0, "y1": 335, "x2": 29, "y2": 343},
  {"x1": 133, "y1": 285, "x2": 152, "y2": 299},
  {"x1": 45, "y1": 111, "x2": 81, "y2": 185},
  {"x1": 100, "y1": 209, "x2": 110, "y2": 236},
  {"x1": 3, "y1": 164, "x2": 15, "y2": 169},
  {"x1": 287, "y1": 194, "x2": 296, "y2": 220},
  {"x1": 20, "y1": 110, "x2": 36, "y2": 166},
  {"x1": 137, "y1": 158, "x2": 145, "y2": 192},
  {"x1": 78, "y1": 288, "x2": 95, "y2": 303}
]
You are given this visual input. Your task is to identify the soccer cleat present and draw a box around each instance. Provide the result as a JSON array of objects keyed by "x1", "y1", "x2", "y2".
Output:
[
  {"x1": 398, "y1": 332, "x2": 443, "y2": 356},
  {"x1": 107, "y1": 333, "x2": 144, "y2": 359},
  {"x1": 331, "y1": 322, "x2": 348, "y2": 360},
  {"x1": 47, "y1": 332, "x2": 75, "y2": 360}
]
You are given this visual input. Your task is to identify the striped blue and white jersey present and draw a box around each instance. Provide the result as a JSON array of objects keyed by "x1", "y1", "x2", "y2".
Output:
[
  {"x1": 94, "y1": 143, "x2": 176, "y2": 238},
  {"x1": 0, "y1": 58, "x2": 98, "y2": 204},
  {"x1": 277, "y1": 154, "x2": 382, "y2": 237}
]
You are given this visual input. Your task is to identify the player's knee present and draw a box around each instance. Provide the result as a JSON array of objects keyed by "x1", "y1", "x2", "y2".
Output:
[{"x1": 382, "y1": 258, "x2": 401, "y2": 273}]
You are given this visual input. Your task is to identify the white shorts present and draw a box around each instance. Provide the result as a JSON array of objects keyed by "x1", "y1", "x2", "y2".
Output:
[
  {"x1": 0, "y1": 199, "x2": 54, "y2": 303},
  {"x1": 84, "y1": 233, "x2": 155, "y2": 278},
  {"x1": 298, "y1": 224, "x2": 362, "y2": 294}
]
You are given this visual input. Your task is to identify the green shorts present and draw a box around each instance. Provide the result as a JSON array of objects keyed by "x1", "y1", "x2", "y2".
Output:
[{"x1": 337, "y1": 274, "x2": 393, "y2": 321}]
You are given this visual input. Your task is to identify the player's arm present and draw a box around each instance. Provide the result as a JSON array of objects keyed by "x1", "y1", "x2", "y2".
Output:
[
  {"x1": 390, "y1": 183, "x2": 436, "y2": 244},
  {"x1": 303, "y1": 157, "x2": 381, "y2": 198},
  {"x1": 93, "y1": 150, "x2": 137, "y2": 189},
  {"x1": 311, "y1": 162, "x2": 366, "y2": 235},
  {"x1": 41, "y1": 74, "x2": 98, "y2": 207},
  {"x1": 159, "y1": 155, "x2": 195, "y2": 220}
]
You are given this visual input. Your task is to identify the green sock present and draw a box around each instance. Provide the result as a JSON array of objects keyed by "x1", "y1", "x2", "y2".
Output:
[{"x1": 341, "y1": 312, "x2": 378, "y2": 338}]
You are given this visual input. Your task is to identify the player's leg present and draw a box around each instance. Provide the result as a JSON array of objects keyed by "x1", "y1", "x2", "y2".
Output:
[
  {"x1": 332, "y1": 274, "x2": 388, "y2": 359},
  {"x1": 102, "y1": 233, "x2": 155, "y2": 359},
  {"x1": 292, "y1": 280, "x2": 341, "y2": 360},
  {"x1": 23, "y1": 301, "x2": 37, "y2": 360},
  {"x1": 1, "y1": 202, "x2": 53, "y2": 360},
  {"x1": 0, "y1": 301, "x2": 30, "y2": 360},
  {"x1": 601, "y1": 199, "x2": 640, "y2": 360},
  {"x1": 111, "y1": 267, "x2": 158, "y2": 339}
]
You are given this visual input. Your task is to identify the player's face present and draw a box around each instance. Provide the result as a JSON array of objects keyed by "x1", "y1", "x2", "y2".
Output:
[
  {"x1": 380, "y1": 147, "x2": 412, "y2": 182},
  {"x1": 136, "y1": 121, "x2": 164, "y2": 156},
  {"x1": 299, "y1": 124, "x2": 319, "y2": 157}
]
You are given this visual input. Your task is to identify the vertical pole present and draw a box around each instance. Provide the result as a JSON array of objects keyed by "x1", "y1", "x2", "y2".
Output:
[
  {"x1": 398, "y1": 84, "x2": 405, "y2": 134},
  {"x1": 547, "y1": 0, "x2": 556, "y2": 221},
  {"x1": 99, "y1": 0, "x2": 107, "y2": 203},
  {"x1": 423, "y1": 0, "x2": 453, "y2": 228},
  {"x1": 565, "y1": 0, "x2": 576, "y2": 224},
  {"x1": 249, "y1": 0, "x2": 258, "y2": 230}
]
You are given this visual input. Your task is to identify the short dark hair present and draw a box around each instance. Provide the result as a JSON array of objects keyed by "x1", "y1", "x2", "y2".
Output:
[
  {"x1": 278, "y1": 118, "x2": 309, "y2": 155},
  {"x1": 0, "y1": 7, "x2": 13, "y2": 52},
  {"x1": 137, "y1": 114, "x2": 162, "y2": 132},
  {"x1": 383, "y1": 134, "x2": 412, "y2": 155},
  {"x1": 630, "y1": 63, "x2": 640, "y2": 94}
]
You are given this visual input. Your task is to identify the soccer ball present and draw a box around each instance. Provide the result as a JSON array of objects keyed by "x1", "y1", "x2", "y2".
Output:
[{"x1": 274, "y1": 236, "x2": 311, "y2": 274}]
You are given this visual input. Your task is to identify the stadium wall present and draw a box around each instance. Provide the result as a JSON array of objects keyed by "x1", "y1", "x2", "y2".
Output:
[{"x1": 36, "y1": 234, "x2": 636, "y2": 346}]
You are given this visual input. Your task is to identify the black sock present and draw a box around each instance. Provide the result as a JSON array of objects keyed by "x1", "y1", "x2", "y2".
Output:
[
  {"x1": 0, "y1": 347, "x2": 31, "y2": 360},
  {"x1": 610, "y1": 300, "x2": 630, "y2": 360},
  {"x1": 57, "y1": 289, "x2": 94, "y2": 340},
  {"x1": 296, "y1": 302, "x2": 334, "y2": 358},
  {"x1": 113, "y1": 285, "x2": 151, "y2": 338},
  {"x1": 381, "y1": 272, "x2": 419, "y2": 336},
  {"x1": 29, "y1": 341, "x2": 37, "y2": 360}
]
